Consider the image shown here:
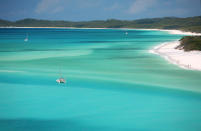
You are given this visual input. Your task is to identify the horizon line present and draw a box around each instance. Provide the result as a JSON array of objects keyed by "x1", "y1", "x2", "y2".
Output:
[{"x1": 1, "y1": 15, "x2": 201, "y2": 22}]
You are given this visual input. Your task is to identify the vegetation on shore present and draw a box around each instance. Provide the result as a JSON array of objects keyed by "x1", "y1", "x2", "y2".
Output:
[
  {"x1": 176, "y1": 36, "x2": 201, "y2": 51},
  {"x1": 0, "y1": 16, "x2": 201, "y2": 33}
]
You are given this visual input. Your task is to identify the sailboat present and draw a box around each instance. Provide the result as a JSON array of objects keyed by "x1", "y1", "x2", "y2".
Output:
[
  {"x1": 24, "y1": 34, "x2": 28, "y2": 42},
  {"x1": 56, "y1": 68, "x2": 66, "y2": 84},
  {"x1": 56, "y1": 77, "x2": 66, "y2": 84}
]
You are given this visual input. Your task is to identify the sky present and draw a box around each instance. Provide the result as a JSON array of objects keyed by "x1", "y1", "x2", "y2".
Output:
[{"x1": 0, "y1": 0, "x2": 201, "y2": 21}]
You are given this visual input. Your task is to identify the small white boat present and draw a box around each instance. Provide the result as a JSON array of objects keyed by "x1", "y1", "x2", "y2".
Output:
[
  {"x1": 56, "y1": 78, "x2": 66, "y2": 84},
  {"x1": 24, "y1": 38, "x2": 28, "y2": 42},
  {"x1": 24, "y1": 34, "x2": 28, "y2": 42},
  {"x1": 125, "y1": 32, "x2": 128, "y2": 35}
]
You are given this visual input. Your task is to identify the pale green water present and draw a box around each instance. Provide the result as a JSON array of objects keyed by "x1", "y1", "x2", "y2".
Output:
[{"x1": 0, "y1": 28, "x2": 201, "y2": 131}]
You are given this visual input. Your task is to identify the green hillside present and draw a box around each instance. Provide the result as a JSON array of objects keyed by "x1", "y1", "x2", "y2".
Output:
[
  {"x1": 0, "y1": 16, "x2": 201, "y2": 33},
  {"x1": 176, "y1": 36, "x2": 201, "y2": 51}
]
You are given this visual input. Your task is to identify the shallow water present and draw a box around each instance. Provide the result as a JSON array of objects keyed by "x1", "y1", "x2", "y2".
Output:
[{"x1": 0, "y1": 28, "x2": 201, "y2": 131}]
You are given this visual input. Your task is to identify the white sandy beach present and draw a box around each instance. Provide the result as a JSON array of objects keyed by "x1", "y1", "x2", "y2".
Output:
[
  {"x1": 142, "y1": 29, "x2": 201, "y2": 71},
  {"x1": 138, "y1": 28, "x2": 201, "y2": 36},
  {"x1": 160, "y1": 29, "x2": 201, "y2": 36},
  {"x1": 150, "y1": 39, "x2": 201, "y2": 71}
]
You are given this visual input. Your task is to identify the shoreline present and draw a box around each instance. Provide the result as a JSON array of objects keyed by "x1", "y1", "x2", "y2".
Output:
[
  {"x1": 150, "y1": 40, "x2": 201, "y2": 71},
  {"x1": 1, "y1": 26, "x2": 201, "y2": 35},
  {"x1": 145, "y1": 29, "x2": 201, "y2": 36},
  {"x1": 0, "y1": 26, "x2": 200, "y2": 34},
  {"x1": 149, "y1": 29, "x2": 201, "y2": 71}
]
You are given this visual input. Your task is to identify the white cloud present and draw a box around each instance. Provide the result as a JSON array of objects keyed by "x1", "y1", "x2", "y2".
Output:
[
  {"x1": 128, "y1": 0, "x2": 157, "y2": 14},
  {"x1": 35, "y1": 0, "x2": 63, "y2": 14}
]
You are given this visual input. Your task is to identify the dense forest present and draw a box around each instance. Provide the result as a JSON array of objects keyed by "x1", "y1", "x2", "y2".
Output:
[
  {"x1": 0, "y1": 16, "x2": 201, "y2": 33},
  {"x1": 176, "y1": 36, "x2": 201, "y2": 51}
]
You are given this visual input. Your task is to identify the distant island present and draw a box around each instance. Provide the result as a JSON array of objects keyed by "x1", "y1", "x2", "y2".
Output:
[
  {"x1": 0, "y1": 16, "x2": 201, "y2": 33},
  {"x1": 177, "y1": 36, "x2": 201, "y2": 51}
]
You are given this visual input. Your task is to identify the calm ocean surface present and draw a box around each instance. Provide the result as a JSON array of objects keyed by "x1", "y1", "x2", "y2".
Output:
[{"x1": 0, "y1": 28, "x2": 201, "y2": 131}]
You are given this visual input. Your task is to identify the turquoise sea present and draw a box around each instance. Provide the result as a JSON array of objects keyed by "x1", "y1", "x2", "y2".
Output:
[{"x1": 0, "y1": 28, "x2": 201, "y2": 131}]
